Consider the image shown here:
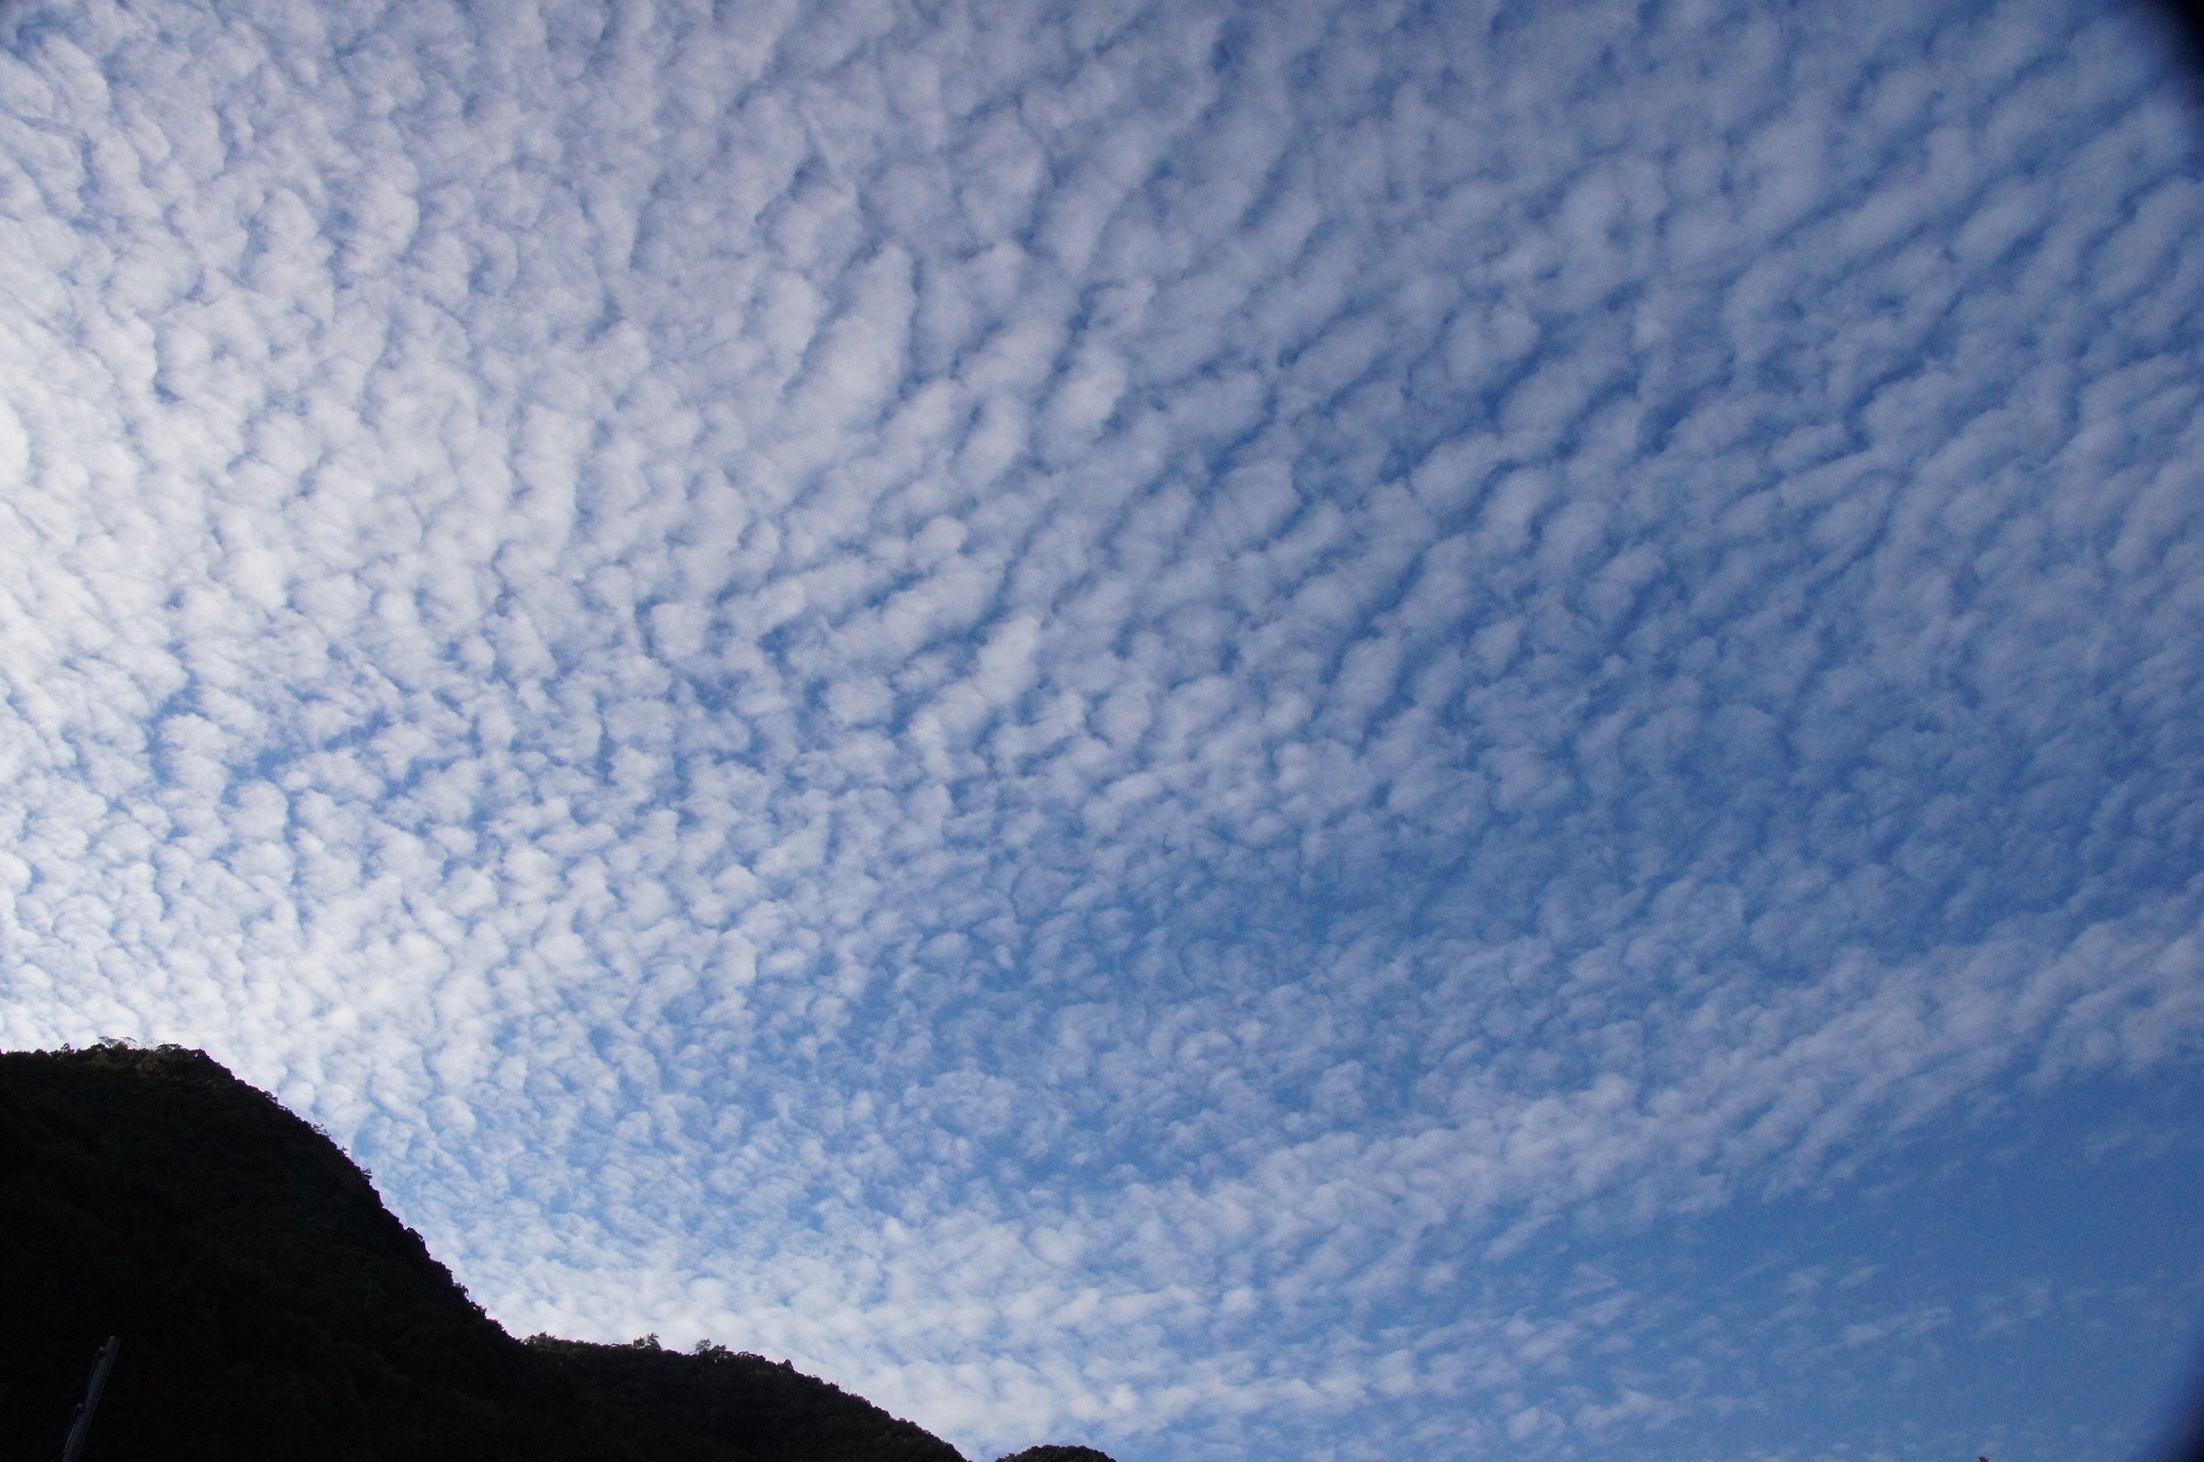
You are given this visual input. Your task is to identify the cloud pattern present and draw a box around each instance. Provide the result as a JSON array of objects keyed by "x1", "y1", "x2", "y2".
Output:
[{"x1": 2, "y1": 0, "x2": 2203, "y2": 1455}]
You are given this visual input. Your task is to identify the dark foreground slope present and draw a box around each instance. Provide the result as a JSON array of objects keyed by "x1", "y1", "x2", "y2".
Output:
[{"x1": 0, "y1": 1044, "x2": 979, "y2": 1462}]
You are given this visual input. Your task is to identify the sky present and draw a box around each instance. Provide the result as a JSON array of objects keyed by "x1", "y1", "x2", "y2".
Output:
[{"x1": 2, "y1": 0, "x2": 2203, "y2": 1457}]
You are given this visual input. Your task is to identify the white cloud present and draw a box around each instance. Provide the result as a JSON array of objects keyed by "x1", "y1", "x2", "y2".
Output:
[{"x1": 2, "y1": 0, "x2": 2203, "y2": 1457}]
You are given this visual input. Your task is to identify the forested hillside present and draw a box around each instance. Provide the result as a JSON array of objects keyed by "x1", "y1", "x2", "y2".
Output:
[{"x1": 0, "y1": 1044, "x2": 1106, "y2": 1462}]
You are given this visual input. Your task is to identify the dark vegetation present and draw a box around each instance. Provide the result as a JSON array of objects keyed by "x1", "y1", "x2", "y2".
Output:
[{"x1": 0, "y1": 1044, "x2": 1111, "y2": 1462}]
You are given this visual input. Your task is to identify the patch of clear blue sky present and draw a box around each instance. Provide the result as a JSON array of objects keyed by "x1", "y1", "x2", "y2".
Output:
[
  {"x1": 1603, "y1": 1069, "x2": 2204, "y2": 1462},
  {"x1": 1099, "y1": 1064, "x2": 2204, "y2": 1462}
]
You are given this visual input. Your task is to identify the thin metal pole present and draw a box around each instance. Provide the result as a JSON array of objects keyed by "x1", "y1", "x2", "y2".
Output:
[{"x1": 58, "y1": 1336, "x2": 118, "y2": 1462}]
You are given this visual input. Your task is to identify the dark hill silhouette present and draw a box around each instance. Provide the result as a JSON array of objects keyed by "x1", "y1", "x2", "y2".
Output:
[{"x1": 0, "y1": 1044, "x2": 1112, "y2": 1462}]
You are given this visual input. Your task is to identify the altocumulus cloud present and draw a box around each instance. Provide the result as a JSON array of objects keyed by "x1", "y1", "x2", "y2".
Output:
[{"x1": 3, "y1": 0, "x2": 2203, "y2": 1456}]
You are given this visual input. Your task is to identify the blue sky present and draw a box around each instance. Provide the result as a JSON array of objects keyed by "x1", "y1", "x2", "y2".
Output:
[{"x1": 3, "y1": 0, "x2": 2203, "y2": 1457}]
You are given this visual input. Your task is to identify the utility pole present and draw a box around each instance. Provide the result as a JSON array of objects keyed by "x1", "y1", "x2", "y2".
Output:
[{"x1": 58, "y1": 1336, "x2": 118, "y2": 1462}]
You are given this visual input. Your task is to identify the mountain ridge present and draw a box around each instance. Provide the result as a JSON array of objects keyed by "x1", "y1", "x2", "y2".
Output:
[{"x1": 0, "y1": 1043, "x2": 1113, "y2": 1462}]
